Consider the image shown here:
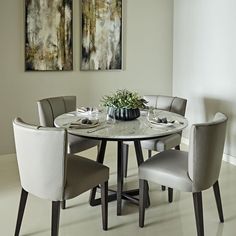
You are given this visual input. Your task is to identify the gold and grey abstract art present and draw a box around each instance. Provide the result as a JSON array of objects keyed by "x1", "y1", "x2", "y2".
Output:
[
  {"x1": 81, "y1": 0, "x2": 122, "y2": 70},
  {"x1": 25, "y1": 0, "x2": 73, "y2": 71}
]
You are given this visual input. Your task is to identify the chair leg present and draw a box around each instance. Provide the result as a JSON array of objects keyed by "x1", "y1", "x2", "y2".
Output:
[
  {"x1": 213, "y1": 181, "x2": 224, "y2": 223},
  {"x1": 168, "y1": 188, "x2": 173, "y2": 203},
  {"x1": 51, "y1": 201, "x2": 60, "y2": 236},
  {"x1": 148, "y1": 150, "x2": 152, "y2": 158},
  {"x1": 14, "y1": 188, "x2": 28, "y2": 236},
  {"x1": 175, "y1": 145, "x2": 180, "y2": 150},
  {"x1": 193, "y1": 192, "x2": 204, "y2": 236},
  {"x1": 161, "y1": 186, "x2": 166, "y2": 191},
  {"x1": 61, "y1": 200, "x2": 66, "y2": 209},
  {"x1": 101, "y1": 181, "x2": 108, "y2": 230},
  {"x1": 139, "y1": 179, "x2": 147, "y2": 227},
  {"x1": 122, "y1": 143, "x2": 129, "y2": 178}
]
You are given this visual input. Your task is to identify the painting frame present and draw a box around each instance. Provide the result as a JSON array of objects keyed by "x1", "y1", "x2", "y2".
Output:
[
  {"x1": 80, "y1": 0, "x2": 123, "y2": 71},
  {"x1": 24, "y1": 0, "x2": 73, "y2": 71}
]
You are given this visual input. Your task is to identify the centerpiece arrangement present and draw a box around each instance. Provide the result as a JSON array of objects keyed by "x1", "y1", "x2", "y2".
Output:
[{"x1": 101, "y1": 89, "x2": 147, "y2": 121}]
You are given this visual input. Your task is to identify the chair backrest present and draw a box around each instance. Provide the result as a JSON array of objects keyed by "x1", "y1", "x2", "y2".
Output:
[
  {"x1": 13, "y1": 118, "x2": 67, "y2": 201},
  {"x1": 37, "y1": 96, "x2": 76, "y2": 127},
  {"x1": 188, "y1": 112, "x2": 228, "y2": 192},
  {"x1": 143, "y1": 95, "x2": 187, "y2": 116}
]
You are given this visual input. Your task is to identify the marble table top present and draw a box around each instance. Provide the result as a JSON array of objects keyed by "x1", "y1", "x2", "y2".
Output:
[{"x1": 54, "y1": 110, "x2": 188, "y2": 141}]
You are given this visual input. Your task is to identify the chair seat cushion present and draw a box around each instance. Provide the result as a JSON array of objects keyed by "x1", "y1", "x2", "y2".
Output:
[
  {"x1": 139, "y1": 150, "x2": 193, "y2": 192},
  {"x1": 68, "y1": 134, "x2": 99, "y2": 154},
  {"x1": 141, "y1": 133, "x2": 181, "y2": 152},
  {"x1": 64, "y1": 155, "x2": 109, "y2": 200}
]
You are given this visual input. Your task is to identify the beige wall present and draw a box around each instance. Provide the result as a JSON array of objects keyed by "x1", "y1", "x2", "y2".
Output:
[
  {"x1": 173, "y1": 0, "x2": 236, "y2": 157},
  {"x1": 0, "y1": 0, "x2": 173, "y2": 155}
]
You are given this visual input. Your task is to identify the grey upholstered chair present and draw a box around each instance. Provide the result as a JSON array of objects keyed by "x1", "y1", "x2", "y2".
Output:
[
  {"x1": 123, "y1": 95, "x2": 187, "y2": 199},
  {"x1": 138, "y1": 112, "x2": 227, "y2": 236},
  {"x1": 37, "y1": 96, "x2": 100, "y2": 209},
  {"x1": 37, "y1": 96, "x2": 100, "y2": 154},
  {"x1": 13, "y1": 118, "x2": 109, "y2": 236}
]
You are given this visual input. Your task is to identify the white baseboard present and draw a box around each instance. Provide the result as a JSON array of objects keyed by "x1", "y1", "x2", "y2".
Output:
[
  {"x1": 222, "y1": 153, "x2": 236, "y2": 166},
  {"x1": 181, "y1": 137, "x2": 236, "y2": 166},
  {"x1": 0, "y1": 153, "x2": 16, "y2": 159},
  {"x1": 181, "y1": 137, "x2": 189, "y2": 146}
]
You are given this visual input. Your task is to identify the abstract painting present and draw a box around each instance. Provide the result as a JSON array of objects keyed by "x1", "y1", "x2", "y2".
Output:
[
  {"x1": 81, "y1": 0, "x2": 122, "y2": 70},
  {"x1": 25, "y1": 0, "x2": 73, "y2": 71}
]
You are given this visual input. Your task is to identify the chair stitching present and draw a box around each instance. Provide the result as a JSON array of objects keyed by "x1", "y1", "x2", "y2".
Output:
[
  {"x1": 62, "y1": 97, "x2": 67, "y2": 113},
  {"x1": 169, "y1": 97, "x2": 176, "y2": 112},
  {"x1": 46, "y1": 99, "x2": 55, "y2": 125}
]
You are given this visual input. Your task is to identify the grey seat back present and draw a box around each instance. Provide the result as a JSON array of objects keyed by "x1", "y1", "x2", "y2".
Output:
[
  {"x1": 13, "y1": 118, "x2": 67, "y2": 201},
  {"x1": 37, "y1": 96, "x2": 76, "y2": 127},
  {"x1": 143, "y1": 95, "x2": 187, "y2": 116},
  {"x1": 188, "y1": 112, "x2": 227, "y2": 192}
]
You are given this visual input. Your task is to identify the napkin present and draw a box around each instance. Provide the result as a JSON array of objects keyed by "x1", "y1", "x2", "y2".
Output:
[
  {"x1": 76, "y1": 107, "x2": 98, "y2": 114},
  {"x1": 69, "y1": 118, "x2": 99, "y2": 129}
]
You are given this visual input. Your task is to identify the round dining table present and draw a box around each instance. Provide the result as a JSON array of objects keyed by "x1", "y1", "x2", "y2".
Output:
[{"x1": 54, "y1": 109, "x2": 188, "y2": 215}]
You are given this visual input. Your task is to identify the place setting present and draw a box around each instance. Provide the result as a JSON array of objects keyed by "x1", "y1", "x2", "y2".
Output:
[
  {"x1": 60, "y1": 106, "x2": 113, "y2": 133},
  {"x1": 145, "y1": 109, "x2": 184, "y2": 129}
]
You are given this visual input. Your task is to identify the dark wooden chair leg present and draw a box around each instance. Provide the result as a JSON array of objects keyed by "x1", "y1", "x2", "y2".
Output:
[
  {"x1": 193, "y1": 192, "x2": 204, "y2": 236},
  {"x1": 161, "y1": 185, "x2": 166, "y2": 191},
  {"x1": 51, "y1": 201, "x2": 61, "y2": 236},
  {"x1": 122, "y1": 143, "x2": 129, "y2": 178},
  {"x1": 168, "y1": 188, "x2": 173, "y2": 203},
  {"x1": 14, "y1": 188, "x2": 28, "y2": 236},
  {"x1": 213, "y1": 181, "x2": 224, "y2": 223},
  {"x1": 139, "y1": 179, "x2": 147, "y2": 227},
  {"x1": 101, "y1": 181, "x2": 108, "y2": 230},
  {"x1": 148, "y1": 150, "x2": 152, "y2": 158},
  {"x1": 175, "y1": 145, "x2": 180, "y2": 150},
  {"x1": 61, "y1": 200, "x2": 66, "y2": 209}
]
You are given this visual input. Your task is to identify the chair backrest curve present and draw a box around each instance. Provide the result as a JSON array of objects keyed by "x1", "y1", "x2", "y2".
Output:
[
  {"x1": 188, "y1": 112, "x2": 228, "y2": 192},
  {"x1": 143, "y1": 95, "x2": 187, "y2": 116},
  {"x1": 37, "y1": 96, "x2": 76, "y2": 127},
  {"x1": 13, "y1": 118, "x2": 67, "y2": 201}
]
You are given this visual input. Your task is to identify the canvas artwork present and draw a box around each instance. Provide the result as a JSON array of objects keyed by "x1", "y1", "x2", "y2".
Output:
[
  {"x1": 25, "y1": 0, "x2": 73, "y2": 71},
  {"x1": 81, "y1": 0, "x2": 122, "y2": 70}
]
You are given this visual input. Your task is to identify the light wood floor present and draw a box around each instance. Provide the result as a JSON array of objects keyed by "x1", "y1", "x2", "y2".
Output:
[{"x1": 1, "y1": 142, "x2": 236, "y2": 236}]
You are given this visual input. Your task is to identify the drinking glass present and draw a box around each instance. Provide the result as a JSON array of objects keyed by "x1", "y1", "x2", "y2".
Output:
[
  {"x1": 106, "y1": 108, "x2": 116, "y2": 124},
  {"x1": 147, "y1": 108, "x2": 154, "y2": 122}
]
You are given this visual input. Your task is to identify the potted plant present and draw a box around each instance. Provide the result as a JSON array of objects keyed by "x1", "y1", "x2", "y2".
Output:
[{"x1": 101, "y1": 89, "x2": 147, "y2": 121}]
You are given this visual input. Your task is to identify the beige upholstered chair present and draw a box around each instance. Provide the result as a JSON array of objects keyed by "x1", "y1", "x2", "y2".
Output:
[
  {"x1": 37, "y1": 96, "x2": 99, "y2": 154},
  {"x1": 139, "y1": 95, "x2": 187, "y2": 154},
  {"x1": 138, "y1": 112, "x2": 227, "y2": 236},
  {"x1": 13, "y1": 118, "x2": 109, "y2": 236},
  {"x1": 37, "y1": 96, "x2": 100, "y2": 209},
  {"x1": 123, "y1": 95, "x2": 187, "y2": 199}
]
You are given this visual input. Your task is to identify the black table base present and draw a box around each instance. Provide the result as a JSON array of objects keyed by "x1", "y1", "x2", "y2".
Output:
[{"x1": 89, "y1": 140, "x2": 150, "y2": 215}]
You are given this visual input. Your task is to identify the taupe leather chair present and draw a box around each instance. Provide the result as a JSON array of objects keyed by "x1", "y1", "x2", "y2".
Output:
[
  {"x1": 13, "y1": 118, "x2": 109, "y2": 236},
  {"x1": 123, "y1": 95, "x2": 187, "y2": 199},
  {"x1": 37, "y1": 96, "x2": 100, "y2": 209},
  {"x1": 139, "y1": 112, "x2": 227, "y2": 236}
]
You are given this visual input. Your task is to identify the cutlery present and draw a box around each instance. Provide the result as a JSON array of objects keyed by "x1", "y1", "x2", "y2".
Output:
[{"x1": 87, "y1": 126, "x2": 108, "y2": 133}]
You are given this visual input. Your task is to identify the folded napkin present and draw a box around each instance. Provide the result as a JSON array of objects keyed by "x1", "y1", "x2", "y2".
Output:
[
  {"x1": 149, "y1": 120, "x2": 174, "y2": 127},
  {"x1": 69, "y1": 118, "x2": 99, "y2": 129},
  {"x1": 76, "y1": 107, "x2": 98, "y2": 113},
  {"x1": 148, "y1": 117, "x2": 183, "y2": 127}
]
